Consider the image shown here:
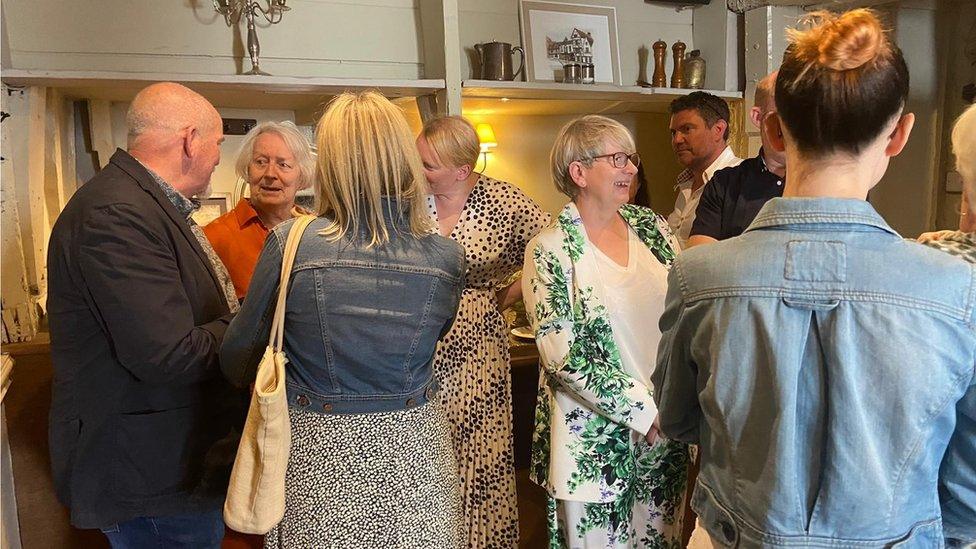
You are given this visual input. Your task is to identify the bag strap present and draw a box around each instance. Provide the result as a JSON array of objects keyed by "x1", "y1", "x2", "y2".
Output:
[{"x1": 268, "y1": 215, "x2": 316, "y2": 351}]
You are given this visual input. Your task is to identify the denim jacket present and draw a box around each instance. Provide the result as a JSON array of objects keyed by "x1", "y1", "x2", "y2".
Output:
[
  {"x1": 653, "y1": 198, "x2": 976, "y2": 548},
  {"x1": 220, "y1": 202, "x2": 466, "y2": 415}
]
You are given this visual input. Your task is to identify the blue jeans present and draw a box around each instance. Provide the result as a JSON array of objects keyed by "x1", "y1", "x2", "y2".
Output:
[{"x1": 99, "y1": 509, "x2": 224, "y2": 549}]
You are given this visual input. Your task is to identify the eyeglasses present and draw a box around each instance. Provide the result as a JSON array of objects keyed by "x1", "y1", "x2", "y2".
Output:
[{"x1": 579, "y1": 151, "x2": 641, "y2": 169}]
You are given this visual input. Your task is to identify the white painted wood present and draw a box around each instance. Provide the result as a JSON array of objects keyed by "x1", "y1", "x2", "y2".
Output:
[
  {"x1": 419, "y1": 0, "x2": 448, "y2": 78},
  {"x1": 442, "y1": 0, "x2": 463, "y2": 114},
  {"x1": 693, "y1": 1, "x2": 741, "y2": 91},
  {"x1": 462, "y1": 79, "x2": 741, "y2": 100},
  {"x1": 0, "y1": 113, "x2": 38, "y2": 344},
  {"x1": 1, "y1": 70, "x2": 446, "y2": 98},
  {"x1": 3, "y1": 0, "x2": 426, "y2": 79}
]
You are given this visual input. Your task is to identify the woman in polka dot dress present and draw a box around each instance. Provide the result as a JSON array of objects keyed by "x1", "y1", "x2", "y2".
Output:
[{"x1": 417, "y1": 116, "x2": 550, "y2": 548}]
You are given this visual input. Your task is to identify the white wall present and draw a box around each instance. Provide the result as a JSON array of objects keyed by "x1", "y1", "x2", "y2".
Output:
[{"x1": 2, "y1": 0, "x2": 427, "y2": 78}]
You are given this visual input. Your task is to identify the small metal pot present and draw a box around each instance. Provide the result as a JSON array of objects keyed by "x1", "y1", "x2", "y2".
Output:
[{"x1": 563, "y1": 63, "x2": 582, "y2": 84}]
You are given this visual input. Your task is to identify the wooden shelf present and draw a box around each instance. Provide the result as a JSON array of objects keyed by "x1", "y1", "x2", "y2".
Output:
[
  {"x1": 461, "y1": 80, "x2": 742, "y2": 116},
  {"x1": 1, "y1": 69, "x2": 444, "y2": 114}
]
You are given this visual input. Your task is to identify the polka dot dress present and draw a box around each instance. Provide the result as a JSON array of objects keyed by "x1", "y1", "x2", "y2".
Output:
[
  {"x1": 431, "y1": 176, "x2": 550, "y2": 548},
  {"x1": 264, "y1": 404, "x2": 463, "y2": 549}
]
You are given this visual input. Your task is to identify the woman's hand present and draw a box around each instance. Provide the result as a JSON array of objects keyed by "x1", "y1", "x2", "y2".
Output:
[
  {"x1": 645, "y1": 415, "x2": 662, "y2": 445},
  {"x1": 495, "y1": 277, "x2": 523, "y2": 312}
]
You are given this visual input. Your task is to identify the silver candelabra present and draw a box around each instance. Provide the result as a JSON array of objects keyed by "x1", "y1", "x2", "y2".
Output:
[{"x1": 213, "y1": 0, "x2": 290, "y2": 76}]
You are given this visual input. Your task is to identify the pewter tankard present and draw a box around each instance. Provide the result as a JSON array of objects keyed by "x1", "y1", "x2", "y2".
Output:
[{"x1": 475, "y1": 41, "x2": 525, "y2": 81}]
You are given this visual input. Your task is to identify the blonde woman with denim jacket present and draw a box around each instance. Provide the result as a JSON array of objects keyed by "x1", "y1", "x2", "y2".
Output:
[
  {"x1": 523, "y1": 115, "x2": 690, "y2": 548},
  {"x1": 221, "y1": 92, "x2": 466, "y2": 548}
]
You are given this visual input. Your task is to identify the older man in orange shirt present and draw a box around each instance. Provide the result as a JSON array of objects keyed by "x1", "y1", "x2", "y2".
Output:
[{"x1": 205, "y1": 121, "x2": 314, "y2": 299}]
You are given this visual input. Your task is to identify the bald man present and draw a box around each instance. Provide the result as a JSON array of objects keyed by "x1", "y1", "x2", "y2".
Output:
[
  {"x1": 47, "y1": 82, "x2": 243, "y2": 547},
  {"x1": 686, "y1": 72, "x2": 787, "y2": 248}
]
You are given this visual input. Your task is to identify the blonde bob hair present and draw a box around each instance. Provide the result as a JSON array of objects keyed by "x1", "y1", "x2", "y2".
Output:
[
  {"x1": 235, "y1": 120, "x2": 316, "y2": 190},
  {"x1": 419, "y1": 115, "x2": 480, "y2": 169},
  {"x1": 315, "y1": 91, "x2": 433, "y2": 246},
  {"x1": 953, "y1": 104, "x2": 976, "y2": 210},
  {"x1": 550, "y1": 115, "x2": 635, "y2": 198}
]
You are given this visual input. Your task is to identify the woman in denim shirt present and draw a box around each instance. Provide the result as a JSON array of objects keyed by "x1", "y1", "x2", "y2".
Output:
[
  {"x1": 654, "y1": 9, "x2": 976, "y2": 548},
  {"x1": 221, "y1": 91, "x2": 466, "y2": 548}
]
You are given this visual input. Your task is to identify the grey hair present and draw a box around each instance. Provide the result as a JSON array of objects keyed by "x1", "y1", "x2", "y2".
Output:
[
  {"x1": 234, "y1": 121, "x2": 316, "y2": 190},
  {"x1": 550, "y1": 115, "x2": 635, "y2": 199},
  {"x1": 952, "y1": 104, "x2": 976, "y2": 210}
]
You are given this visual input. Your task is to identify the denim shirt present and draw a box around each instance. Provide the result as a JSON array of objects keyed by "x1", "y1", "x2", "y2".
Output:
[
  {"x1": 220, "y1": 203, "x2": 466, "y2": 414},
  {"x1": 653, "y1": 198, "x2": 976, "y2": 548}
]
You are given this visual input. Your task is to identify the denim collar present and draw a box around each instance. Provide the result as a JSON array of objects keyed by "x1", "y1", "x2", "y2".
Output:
[{"x1": 745, "y1": 197, "x2": 900, "y2": 237}]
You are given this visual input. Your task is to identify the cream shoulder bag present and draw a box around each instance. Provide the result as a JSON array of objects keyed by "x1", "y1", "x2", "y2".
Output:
[{"x1": 224, "y1": 214, "x2": 315, "y2": 534}]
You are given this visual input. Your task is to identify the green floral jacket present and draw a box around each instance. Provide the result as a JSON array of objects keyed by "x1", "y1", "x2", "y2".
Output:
[{"x1": 522, "y1": 201, "x2": 680, "y2": 503}]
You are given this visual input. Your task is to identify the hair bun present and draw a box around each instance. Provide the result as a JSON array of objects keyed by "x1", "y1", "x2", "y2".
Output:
[{"x1": 790, "y1": 9, "x2": 889, "y2": 72}]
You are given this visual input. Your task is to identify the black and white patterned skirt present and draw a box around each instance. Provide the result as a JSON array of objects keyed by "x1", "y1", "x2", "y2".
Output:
[{"x1": 264, "y1": 403, "x2": 463, "y2": 548}]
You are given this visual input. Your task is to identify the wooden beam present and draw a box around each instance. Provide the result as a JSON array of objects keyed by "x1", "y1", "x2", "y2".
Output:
[
  {"x1": 25, "y1": 86, "x2": 48, "y2": 303},
  {"x1": 416, "y1": 94, "x2": 438, "y2": 124},
  {"x1": 87, "y1": 99, "x2": 114, "y2": 169}
]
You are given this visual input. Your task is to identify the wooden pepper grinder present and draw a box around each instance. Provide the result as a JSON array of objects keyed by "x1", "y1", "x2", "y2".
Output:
[
  {"x1": 652, "y1": 39, "x2": 668, "y2": 87},
  {"x1": 671, "y1": 40, "x2": 686, "y2": 88}
]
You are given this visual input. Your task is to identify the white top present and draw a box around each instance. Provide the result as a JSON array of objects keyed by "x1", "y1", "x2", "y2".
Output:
[
  {"x1": 590, "y1": 228, "x2": 670, "y2": 425},
  {"x1": 667, "y1": 146, "x2": 743, "y2": 250}
]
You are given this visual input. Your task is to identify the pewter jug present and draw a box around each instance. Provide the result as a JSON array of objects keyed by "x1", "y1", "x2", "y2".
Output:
[
  {"x1": 475, "y1": 41, "x2": 525, "y2": 81},
  {"x1": 685, "y1": 50, "x2": 706, "y2": 89}
]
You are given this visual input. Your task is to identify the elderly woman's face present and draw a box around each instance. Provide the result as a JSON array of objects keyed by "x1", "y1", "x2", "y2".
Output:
[
  {"x1": 416, "y1": 135, "x2": 466, "y2": 193},
  {"x1": 575, "y1": 138, "x2": 638, "y2": 209},
  {"x1": 247, "y1": 132, "x2": 301, "y2": 213}
]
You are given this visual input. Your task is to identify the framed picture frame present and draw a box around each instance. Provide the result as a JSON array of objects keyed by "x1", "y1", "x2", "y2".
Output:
[
  {"x1": 519, "y1": 1, "x2": 621, "y2": 85},
  {"x1": 191, "y1": 192, "x2": 233, "y2": 226}
]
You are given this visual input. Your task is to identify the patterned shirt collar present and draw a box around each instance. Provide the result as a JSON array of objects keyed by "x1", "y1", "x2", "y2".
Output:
[
  {"x1": 138, "y1": 161, "x2": 200, "y2": 219},
  {"x1": 673, "y1": 146, "x2": 739, "y2": 191}
]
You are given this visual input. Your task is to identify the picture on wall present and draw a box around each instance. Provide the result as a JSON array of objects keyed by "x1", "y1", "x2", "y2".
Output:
[
  {"x1": 519, "y1": 1, "x2": 621, "y2": 84},
  {"x1": 191, "y1": 192, "x2": 233, "y2": 226}
]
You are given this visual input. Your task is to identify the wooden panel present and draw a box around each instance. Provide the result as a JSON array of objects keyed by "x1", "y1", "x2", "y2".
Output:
[{"x1": 3, "y1": 0, "x2": 425, "y2": 79}]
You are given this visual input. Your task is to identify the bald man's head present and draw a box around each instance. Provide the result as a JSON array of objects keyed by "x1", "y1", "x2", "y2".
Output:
[
  {"x1": 126, "y1": 82, "x2": 221, "y2": 148},
  {"x1": 754, "y1": 71, "x2": 778, "y2": 115},
  {"x1": 125, "y1": 82, "x2": 225, "y2": 198}
]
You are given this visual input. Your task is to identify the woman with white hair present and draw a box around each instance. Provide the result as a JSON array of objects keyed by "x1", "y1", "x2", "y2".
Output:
[
  {"x1": 205, "y1": 120, "x2": 314, "y2": 299},
  {"x1": 522, "y1": 114, "x2": 690, "y2": 548},
  {"x1": 920, "y1": 104, "x2": 976, "y2": 262}
]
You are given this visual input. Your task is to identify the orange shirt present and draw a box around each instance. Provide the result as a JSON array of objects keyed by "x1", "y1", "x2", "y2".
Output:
[{"x1": 203, "y1": 198, "x2": 271, "y2": 299}]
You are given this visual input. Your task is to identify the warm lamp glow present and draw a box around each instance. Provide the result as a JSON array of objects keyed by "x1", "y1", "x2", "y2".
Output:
[{"x1": 476, "y1": 123, "x2": 497, "y2": 152}]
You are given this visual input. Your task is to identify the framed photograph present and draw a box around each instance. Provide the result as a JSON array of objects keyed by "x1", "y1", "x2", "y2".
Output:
[
  {"x1": 191, "y1": 192, "x2": 233, "y2": 226},
  {"x1": 519, "y1": 1, "x2": 621, "y2": 84}
]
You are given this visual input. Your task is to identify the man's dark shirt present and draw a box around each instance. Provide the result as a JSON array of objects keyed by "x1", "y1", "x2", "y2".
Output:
[{"x1": 690, "y1": 149, "x2": 784, "y2": 241}]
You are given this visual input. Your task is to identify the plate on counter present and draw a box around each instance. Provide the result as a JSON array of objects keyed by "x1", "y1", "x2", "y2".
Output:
[{"x1": 511, "y1": 326, "x2": 535, "y2": 340}]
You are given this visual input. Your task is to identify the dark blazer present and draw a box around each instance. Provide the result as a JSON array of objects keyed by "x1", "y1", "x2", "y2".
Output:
[{"x1": 47, "y1": 149, "x2": 244, "y2": 529}]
